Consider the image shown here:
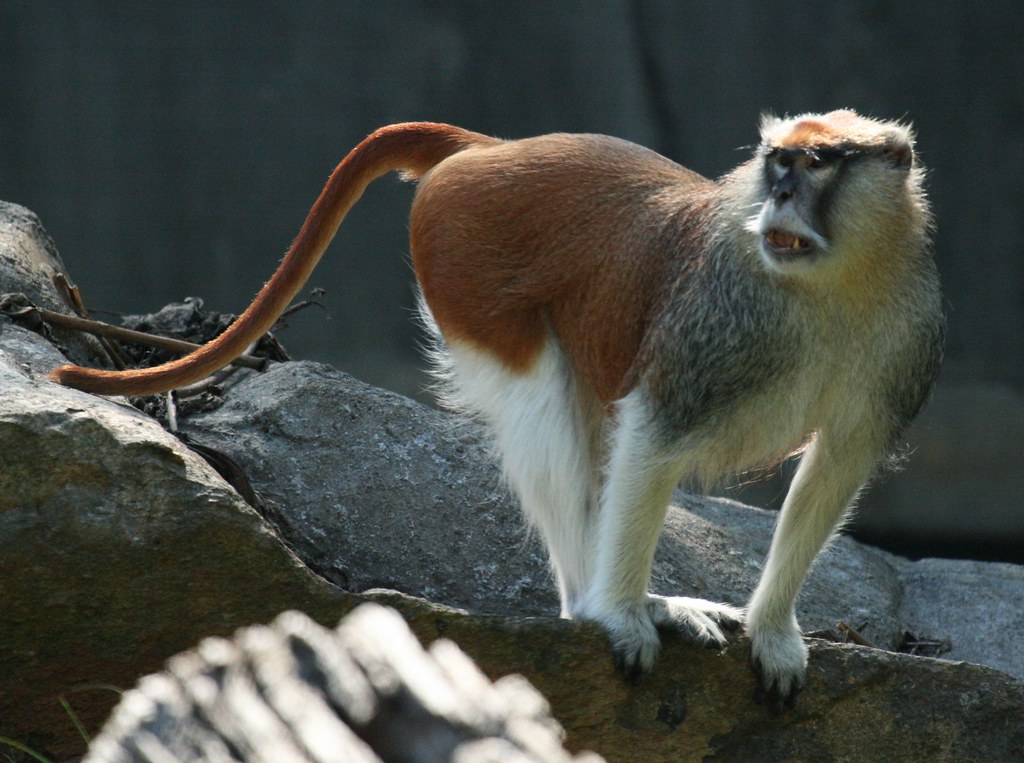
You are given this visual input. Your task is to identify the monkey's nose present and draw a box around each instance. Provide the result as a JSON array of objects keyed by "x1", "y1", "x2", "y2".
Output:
[
  {"x1": 771, "y1": 175, "x2": 797, "y2": 203},
  {"x1": 770, "y1": 172, "x2": 798, "y2": 203}
]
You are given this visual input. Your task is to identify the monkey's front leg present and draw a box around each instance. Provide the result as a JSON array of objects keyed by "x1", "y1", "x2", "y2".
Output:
[
  {"x1": 578, "y1": 393, "x2": 742, "y2": 679},
  {"x1": 745, "y1": 433, "x2": 876, "y2": 709}
]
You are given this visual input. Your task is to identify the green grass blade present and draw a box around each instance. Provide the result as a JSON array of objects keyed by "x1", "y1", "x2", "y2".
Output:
[
  {"x1": 58, "y1": 696, "x2": 91, "y2": 746},
  {"x1": 0, "y1": 736, "x2": 54, "y2": 763}
]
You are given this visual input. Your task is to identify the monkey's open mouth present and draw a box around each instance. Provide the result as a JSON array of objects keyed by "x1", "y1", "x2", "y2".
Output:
[{"x1": 764, "y1": 229, "x2": 814, "y2": 257}]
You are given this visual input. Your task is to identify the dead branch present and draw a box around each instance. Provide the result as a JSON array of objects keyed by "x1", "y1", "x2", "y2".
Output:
[{"x1": 3, "y1": 303, "x2": 266, "y2": 371}]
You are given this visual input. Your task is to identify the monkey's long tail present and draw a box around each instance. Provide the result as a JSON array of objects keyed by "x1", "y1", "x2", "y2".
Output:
[{"x1": 49, "y1": 123, "x2": 498, "y2": 396}]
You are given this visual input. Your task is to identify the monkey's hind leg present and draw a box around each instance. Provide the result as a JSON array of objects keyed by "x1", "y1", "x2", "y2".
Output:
[
  {"x1": 579, "y1": 390, "x2": 743, "y2": 678},
  {"x1": 442, "y1": 339, "x2": 602, "y2": 615}
]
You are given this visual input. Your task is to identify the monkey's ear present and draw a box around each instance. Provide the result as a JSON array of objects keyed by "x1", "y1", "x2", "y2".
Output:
[
  {"x1": 884, "y1": 137, "x2": 914, "y2": 169},
  {"x1": 883, "y1": 124, "x2": 916, "y2": 170}
]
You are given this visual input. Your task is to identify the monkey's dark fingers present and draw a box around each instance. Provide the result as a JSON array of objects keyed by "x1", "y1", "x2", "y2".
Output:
[
  {"x1": 603, "y1": 616, "x2": 662, "y2": 684},
  {"x1": 753, "y1": 680, "x2": 802, "y2": 714},
  {"x1": 751, "y1": 656, "x2": 803, "y2": 712},
  {"x1": 613, "y1": 647, "x2": 647, "y2": 685},
  {"x1": 720, "y1": 614, "x2": 743, "y2": 632},
  {"x1": 710, "y1": 605, "x2": 744, "y2": 633}
]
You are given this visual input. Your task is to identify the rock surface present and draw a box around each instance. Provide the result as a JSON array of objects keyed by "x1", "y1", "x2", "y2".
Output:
[
  {"x1": 0, "y1": 201, "x2": 107, "y2": 366},
  {"x1": 182, "y1": 361, "x2": 557, "y2": 616},
  {"x1": 84, "y1": 594, "x2": 1024, "y2": 763},
  {"x1": 897, "y1": 557, "x2": 1024, "y2": 679},
  {"x1": 3, "y1": 204, "x2": 1024, "y2": 761},
  {"x1": 0, "y1": 320, "x2": 353, "y2": 759}
]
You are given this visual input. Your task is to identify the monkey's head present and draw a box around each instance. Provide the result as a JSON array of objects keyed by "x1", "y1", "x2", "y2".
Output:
[{"x1": 742, "y1": 109, "x2": 927, "y2": 277}]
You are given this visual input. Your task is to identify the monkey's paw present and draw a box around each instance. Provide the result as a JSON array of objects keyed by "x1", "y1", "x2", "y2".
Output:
[
  {"x1": 748, "y1": 626, "x2": 807, "y2": 712},
  {"x1": 646, "y1": 594, "x2": 744, "y2": 647},
  {"x1": 600, "y1": 604, "x2": 662, "y2": 682},
  {"x1": 582, "y1": 595, "x2": 743, "y2": 682}
]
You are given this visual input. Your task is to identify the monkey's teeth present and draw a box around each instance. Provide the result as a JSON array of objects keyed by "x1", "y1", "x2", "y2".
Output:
[{"x1": 765, "y1": 230, "x2": 810, "y2": 254}]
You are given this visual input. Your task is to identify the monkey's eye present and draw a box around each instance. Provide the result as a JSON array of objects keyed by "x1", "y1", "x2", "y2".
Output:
[
  {"x1": 764, "y1": 149, "x2": 793, "y2": 171},
  {"x1": 808, "y1": 147, "x2": 850, "y2": 169}
]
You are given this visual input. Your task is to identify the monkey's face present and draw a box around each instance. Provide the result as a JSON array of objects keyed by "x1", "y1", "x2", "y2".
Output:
[
  {"x1": 745, "y1": 110, "x2": 918, "y2": 277},
  {"x1": 748, "y1": 144, "x2": 838, "y2": 271}
]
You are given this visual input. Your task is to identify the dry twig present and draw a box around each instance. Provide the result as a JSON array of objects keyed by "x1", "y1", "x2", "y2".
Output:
[
  {"x1": 4, "y1": 303, "x2": 266, "y2": 371},
  {"x1": 52, "y1": 273, "x2": 130, "y2": 369}
]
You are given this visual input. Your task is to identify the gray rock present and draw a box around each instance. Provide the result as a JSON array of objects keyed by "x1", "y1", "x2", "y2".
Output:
[
  {"x1": 0, "y1": 201, "x2": 72, "y2": 312},
  {"x1": 0, "y1": 322, "x2": 352, "y2": 759},
  {"x1": 84, "y1": 604, "x2": 602, "y2": 763},
  {"x1": 182, "y1": 361, "x2": 558, "y2": 616},
  {"x1": 0, "y1": 200, "x2": 107, "y2": 366},
  {"x1": 4, "y1": 202, "x2": 1024, "y2": 762},
  {"x1": 896, "y1": 557, "x2": 1024, "y2": 677}
]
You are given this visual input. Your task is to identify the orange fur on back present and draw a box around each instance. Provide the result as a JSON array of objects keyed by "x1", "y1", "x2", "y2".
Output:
[{"x1": 410, "y1": 133, "x2": 712, "y2": 402}]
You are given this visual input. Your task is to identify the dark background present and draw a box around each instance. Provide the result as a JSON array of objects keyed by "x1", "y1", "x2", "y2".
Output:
[{"x1": 2, "y1": 2, "x2": 1021, "y2": 561}]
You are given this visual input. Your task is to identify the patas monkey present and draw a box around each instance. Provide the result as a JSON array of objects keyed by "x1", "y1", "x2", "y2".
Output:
[{"x1": 51, "y1": 111, "x2": 943, "y2": 706}]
